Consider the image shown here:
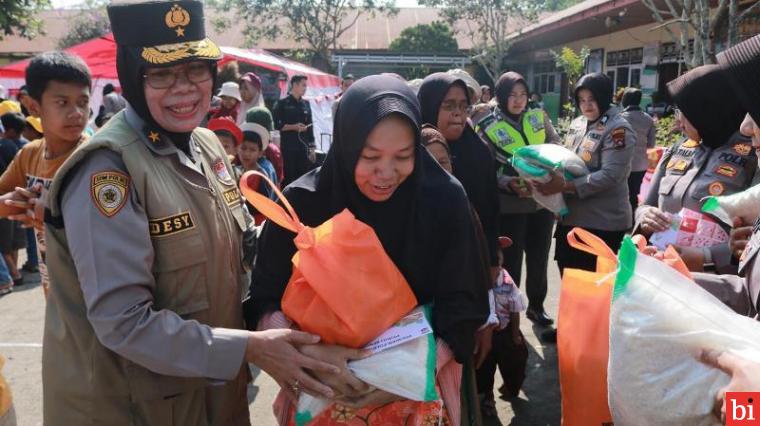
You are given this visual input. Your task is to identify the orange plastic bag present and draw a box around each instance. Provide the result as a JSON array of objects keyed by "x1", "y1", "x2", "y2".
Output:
[
  {"x1": 630, "y1": 234, "x2": 693, "y2": 279},
  {"x1": 557, "y1": 228, "x2": 616, "y2": 426},
  {"x1": 240, "y1": 171, "x2": 418, "y2": 348}
]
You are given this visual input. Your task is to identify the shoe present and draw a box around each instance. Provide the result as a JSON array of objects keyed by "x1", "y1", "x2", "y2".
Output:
[
  {"x1": 13, "y1": 276, "x2": 24, "y2": 287},
  {"x1": 22, "y1": 263, "x2": 38, "y2": 273},
  {"x1": 540, "y1": 329, "x2": 557, "y2": 344},
  {"x1": 526, "y1": 307, "x2": 554, "y2": 326},
  {"x1": 0, "y1": 283, "x2": 11, "y2": 296},
  {"x1": 479, "y1": 395, "x2": 498, "y2": 418}
]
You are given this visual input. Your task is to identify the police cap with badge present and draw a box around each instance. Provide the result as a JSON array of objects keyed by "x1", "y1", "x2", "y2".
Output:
[{"x1": 108, "y1": 0, "x2": 222, "y2": 129}]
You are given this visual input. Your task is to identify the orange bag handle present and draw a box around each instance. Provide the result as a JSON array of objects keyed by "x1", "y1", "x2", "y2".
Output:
[
  {"x1": 239, "y1": 170, "x2": 303, "y2": 234},
  {"x1": 566, "y1": 227, "x2": 617, "y2": 260}
]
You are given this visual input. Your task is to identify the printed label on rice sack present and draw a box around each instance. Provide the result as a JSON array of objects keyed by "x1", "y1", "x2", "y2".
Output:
[
  {"x1": 650, "y1": 207, "x2": 729, "y2": 250},
  {"x1": 363, "y1": 308, "x2": 432, "y2": 354}
]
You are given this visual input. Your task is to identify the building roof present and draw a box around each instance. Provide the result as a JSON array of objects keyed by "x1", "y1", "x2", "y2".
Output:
[
  {"x1": 507, "y1": 0, "x2": 656, "y2": 54},
  {"x1": 0, "y1": 7, "x2": 485, "y2": 55}
]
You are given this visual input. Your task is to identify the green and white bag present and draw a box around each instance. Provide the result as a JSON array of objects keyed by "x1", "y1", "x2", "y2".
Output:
[
  {"x1": 294, "y1": 305, "x2": 439, "y2": 426},
  {"x1": 608, "y1": 238, "x2": 760, "y2": 426},
  {"x1": 511, "y1": 144, "x2": 588, "y2": 217},
  {"x1": 702, "y1": 184, "x2": 760, "y2": 225}
]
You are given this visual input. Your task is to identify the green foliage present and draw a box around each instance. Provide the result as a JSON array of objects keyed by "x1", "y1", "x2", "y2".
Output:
[
  {"x1": 57, "y1": 0, "x2": 110, "y2": 49},
  {"x1": 545, "y1": 0, "x2": 583, "y2": 11},
  {"x1": 655, "y1": 115, "x2": 682, "y2": 147},
  {"x1": 0, "y1": 0, "x2": 50, "y2": 40},
  {"x1": 210, "y1": 0, "x2": 397, "y2": 72},
  {"x1": 389, "y1": 21, "x2": 458, "y2": 53},
  {"x1": 419, "y1": 0, "x2": 546, "y2": 83},
  {"x1": 551, "y1": 46, "x2": 589, "y2": 117}
]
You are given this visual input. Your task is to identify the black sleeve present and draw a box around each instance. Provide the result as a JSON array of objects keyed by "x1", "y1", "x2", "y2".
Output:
[
  {"x1": 272, "y1": 100, "x2": 285, "y2": 131},
  {"x1": 433, "y1": 188, "x2": 490, "y2": 363},
  {"x1": 482, "y1": 142, "x2": 501, "y2": 266}
]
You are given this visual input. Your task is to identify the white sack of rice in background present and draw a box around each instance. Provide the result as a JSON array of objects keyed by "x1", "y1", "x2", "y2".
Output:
[
  {"x1": 701, "y1": 184, "x2": 760, "y2": 225},
  {"x1": 511, "y1": 145, "x2": 589, "y2": 216},
  {"x1": 608, "y1": 238, "x2": 760, "y2": 426}
]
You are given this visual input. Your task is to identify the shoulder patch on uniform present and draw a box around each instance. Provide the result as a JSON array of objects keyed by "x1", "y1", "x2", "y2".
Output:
[
  {"x1": 715, "y1": 164, "x2": 738, "y2": 178},
  {"x1": 682, "y1": 139, "x2": 700, "y2": 148},
  {"x1": 91, "y1": 171, "x2": 129, "y2": 217},
  {"x1": 222, "y1": 187, "x2": 241, "y2": 207},
  {"x1": 212, "y1": 158, "x2": 235, "y2": 185},
  {"x1": 734, "y1": 143, "x2": 752, "y2": 156},
  {"x1": 611, "y1": 127, "x2": 626, "y2": 149},
  {"x1": 708, "y1": 181, "x2": 725, "y2": 196},
  {"x1": 149, "y1": 212, "x2": 196, "y2": 237}
]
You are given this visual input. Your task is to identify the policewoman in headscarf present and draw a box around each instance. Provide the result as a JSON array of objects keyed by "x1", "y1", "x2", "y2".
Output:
[
  {"x1": 417, "y1": 73, "x2": 500, "y2": 275},
  {"x1": 247, "y1": 75, "x2": 489, "y2": 425},
  {"x1": 635, "y1": 64, "x2": 756, "y2": 273},
  {"x1": 536, "y1": 73, "x2": 635, "y2": 273},
  {"x1": 475, "y1": 71, "x2": 561, "y2": 327},
  {"x1": 40, "y1": 2, "x2": 336, "y2": 425}
]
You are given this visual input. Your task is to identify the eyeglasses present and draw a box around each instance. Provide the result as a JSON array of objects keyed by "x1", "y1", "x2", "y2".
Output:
[
  {"x1": 143, "y1": 62, "x2": 212, "y2": 90},
  {"x1": 440, "y1": 100, "x2": 469, "y2": 113}
]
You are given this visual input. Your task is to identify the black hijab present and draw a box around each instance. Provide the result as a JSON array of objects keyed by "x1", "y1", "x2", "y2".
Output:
[
  {"x1": 418, "y1": 72, "x2": 500, "y2": 267},
  {"x1": 248, "y1": 75, "x2": 489, "y2": 362},
  {"x1": 574, "y1": 72, "x2": 614, "y2": 117},
  {"x1": 495, "y1": 71, "x2": 529, "y2": 122},
  {"x1": 667, "y1": 64, "x2": 746, "y2": 148}
]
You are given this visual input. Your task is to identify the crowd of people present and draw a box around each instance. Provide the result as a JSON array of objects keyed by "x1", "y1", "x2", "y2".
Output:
[{"x1": 1, "y1": 0, "x2": 760, "y2": 425}]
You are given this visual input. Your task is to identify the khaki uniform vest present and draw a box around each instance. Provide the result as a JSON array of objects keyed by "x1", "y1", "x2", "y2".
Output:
[{"x1": 42, "y1": 112, "x2": 249, "y2": 425}]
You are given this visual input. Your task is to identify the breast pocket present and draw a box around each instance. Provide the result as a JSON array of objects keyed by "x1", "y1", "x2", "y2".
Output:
[
  {"x1": 151, "y1": 231, "x2": 209, "y2": 317},
  {"x1": 690, "y1": 162, "x2": 747, "y2": 201},
  {"x1": 658, "y1": 174, "x2": 680, "y2": 196}
]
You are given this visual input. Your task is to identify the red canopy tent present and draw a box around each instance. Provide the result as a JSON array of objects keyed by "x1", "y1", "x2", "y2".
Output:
[{"x1": 0, "y1": 34, "x2": 340, "y2": 143}]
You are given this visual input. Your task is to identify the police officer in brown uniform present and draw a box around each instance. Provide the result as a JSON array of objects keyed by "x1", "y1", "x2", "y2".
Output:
[
  {"x1": 41, "y1": 2, "x2": 338, "y2": 425},
  {"x1": 636, "y1": 65, "x2": 756, "y2": 273}
]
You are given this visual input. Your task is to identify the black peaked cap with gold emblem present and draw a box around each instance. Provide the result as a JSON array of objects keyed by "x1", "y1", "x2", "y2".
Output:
[{"x1": 107, "y1": 0, "x2": 222, "y2": 67}]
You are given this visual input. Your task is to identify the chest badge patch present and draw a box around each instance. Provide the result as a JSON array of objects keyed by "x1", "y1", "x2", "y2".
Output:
[
  {"x1": 682, "y1": 139, "x2": 700, "y2": 148},
  {"x1": 149, "y1": 212, "x2": 196, "y2": 237},
  {"x1": 212, "y1": 158, "x2": 235, "y2": 184},
  {"x1": 715, "y1": 164, "x2": 738, "y2": 178},
  {"x1": 91, "y1": 171, "x2": 129, "y2": 217},
  {"x1": 708, "y1": 181, "x2": 725, "y2": 196},
  {"x1": 581, "y1": 151, "x2": 592, "y2": 163},
  {"x1": 734, "y1": 143, "x2": 752, "y2": 156}
]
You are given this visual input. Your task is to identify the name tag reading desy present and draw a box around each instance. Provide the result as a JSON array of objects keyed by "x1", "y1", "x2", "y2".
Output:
[{"x1": 149, "y1": 212, "x2": 196, "y2": 237}]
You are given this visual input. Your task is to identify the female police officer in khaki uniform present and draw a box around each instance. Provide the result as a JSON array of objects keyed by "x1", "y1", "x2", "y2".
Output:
[
  {"x1": 636, "y1": 65, "x2": 756, "y2": 274},
  {"x1": 41, "y1": 2, "x2": 339, "y2": 425},
  {"x1": 536, "y1": 73, "x2": 635, "y2": 274}
]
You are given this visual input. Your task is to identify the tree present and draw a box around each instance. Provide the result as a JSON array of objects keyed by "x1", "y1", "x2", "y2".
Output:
[
  {"x1": 0, "y1": 0, "x2": 50, "y2": 40},
  {"x1": 57, "y1": 0, "x2": 110, "y2": 49},
  {"x1": 551, "y1": 46, "x2": 590, "y2": 117},
  {"x1": 419, "y1": 0, "x2": 546, "y2": 84},
  {"x1": 641, "y1": 0, "x2": 760, "y2": 69},
  {"x1": 211, "y1": 0, "x2": 397, "y2": 72},
  {"x1": 388, "y1": 21, "x2": 458, "y2": 53}
]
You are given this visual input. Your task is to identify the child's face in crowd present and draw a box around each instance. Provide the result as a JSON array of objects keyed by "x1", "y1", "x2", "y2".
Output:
[
  {"x1": 238, "y1": 140, "x2": 262, "y2": 169},
  {"x1": 28, "y1": 80, "x2": 89, "y2": 143},
  {"x1": 437, "y1": 85, "x2": 468, "y2": 142},
  {"x1": 354, "y1": 115, "x2": 415, "y2": 202},
  {"x1": 220, "y1": 95, "x2": 238, "y2": 110},
  {"x1": 425, "y1": 142, "x2": 452, "y2": 173},
  {"x1": 217, "y1": 133, "x2": 237, "y2": 157}
]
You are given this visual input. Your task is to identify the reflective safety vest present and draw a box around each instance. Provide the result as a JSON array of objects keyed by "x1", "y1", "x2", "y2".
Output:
[{"x1": 479, "y1": 109, "x2": 546, "y2": 157}]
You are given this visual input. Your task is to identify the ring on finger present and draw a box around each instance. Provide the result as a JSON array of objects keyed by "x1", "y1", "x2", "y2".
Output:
[{"x1": 291, "y1": 379, "x2": 301, "y2": 394}]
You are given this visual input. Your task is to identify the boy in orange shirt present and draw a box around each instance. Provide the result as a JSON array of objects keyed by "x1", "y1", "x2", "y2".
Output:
[{"x1": 0, "y1": 51, "x2": 91, "y2": 294}]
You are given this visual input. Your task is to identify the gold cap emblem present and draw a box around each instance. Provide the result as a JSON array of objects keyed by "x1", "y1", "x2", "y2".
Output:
[{"x1": 165, "y1": 4, "x2": 191, "y2": 37}]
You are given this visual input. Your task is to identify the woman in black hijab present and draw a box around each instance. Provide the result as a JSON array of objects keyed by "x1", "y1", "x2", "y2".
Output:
[
  {"x1": 417, "y1": 73, "x2": 500, "y2": 274},
  {"x1": 247, "y1": 75, "x2": 489, "y2": 423}
]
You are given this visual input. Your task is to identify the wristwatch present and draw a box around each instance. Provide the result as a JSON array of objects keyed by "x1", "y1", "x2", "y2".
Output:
[{"x1": 702, "y1": 246, "x2": 716, "y2": 272}]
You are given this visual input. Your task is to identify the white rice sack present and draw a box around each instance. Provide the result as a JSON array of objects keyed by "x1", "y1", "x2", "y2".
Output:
[
  {"x1": 511, "y1": 145, "x2": 589, "y2": 216},
  {"x1": 294, "y1": 306, "x2": 438, "y2": 426},
  {"x1": 702, "y1": 184, "x2": 760, "y2": 225},
  {"x1": 608, "y1": 238, "x2": 760, "y2": 426}
]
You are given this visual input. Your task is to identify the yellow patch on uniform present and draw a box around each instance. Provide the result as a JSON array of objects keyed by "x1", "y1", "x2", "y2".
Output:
[
  {"x1": 149, "y1": 212, "x2": 196, "y2": 238},
  {"x1": 90, "y1": 171, "x2": 129, "y2": 217},
  {"x1": 682, "y1": 139, "x2": 700, "y2": 148},
  {"x1": 734, "y1": 143, "x2": 752, "y2": 156},
  {"x1": 715, "y1": 164, "x2": 738, "y2": 178},
  {"x1": 673, "y1": 160, "x2": 689, "y2": 171},
  {"x1": 611, "y1": 128, "x2": 626, "y2": 149},
  {"x1": 581, "y1": 139, "x2": 595, "y2": 150},
  {"x1": 222, "y1": 187, "x2": 241, "y2": 207},
  {"x1": 708, "y1": 181, "x2": 725, "y2": 196},
  {"x1": 148, "y1": 131, "x2": 160, "y2": 143},
  {"x1": 581, "y1": 151, "x2": 592, "y2": 163}
]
